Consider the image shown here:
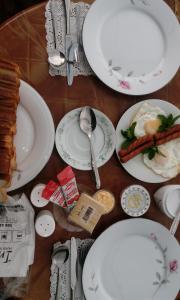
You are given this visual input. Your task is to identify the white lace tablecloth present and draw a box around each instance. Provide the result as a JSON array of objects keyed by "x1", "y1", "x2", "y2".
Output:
[
  {"x1": 50, "y1": 239, "x2": 94, "y2": 300},
  {"x1": 45, "y1": 0, "x2": 93, "y2": 77}
]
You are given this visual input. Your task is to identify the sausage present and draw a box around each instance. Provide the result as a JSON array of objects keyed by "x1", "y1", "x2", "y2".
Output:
[
  {"x1": 119, "y1": 134, "x2": 153, "y2": 157},
  {"x1": 154, "y1": 124, "x2": 180, "y2": 141},
  {"x1": 156, "y1": 131, "x2": 180, "y2": 146},
  {"x1": 119, "y1": 124, "x2": 180, "y2": 163},
  {"x1": 120, "y1": 140, "x2": 154, "y2": 163}
]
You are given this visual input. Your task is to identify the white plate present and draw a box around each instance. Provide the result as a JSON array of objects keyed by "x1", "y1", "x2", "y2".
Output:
[
  {"x1": 83, "y1": 0, "x2": 180, "y2": 95},
  {"x1": 55, "y1": 108, "x2": 116, "y2": 170},
  {"x1": 83, "y1": 218, "x2": 180, "y2": 300},
  {"x1": 116, "y1": 99, "x2": 180, "y2": 183},
  {"x1": 7, "y1": 80, "x2": 55, "y2": 191}
]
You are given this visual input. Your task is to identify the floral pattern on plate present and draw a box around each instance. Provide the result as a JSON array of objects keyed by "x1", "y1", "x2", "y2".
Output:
[
  {"x1": 149, "y1": 233, "x2": 179, "y2": 296},
  {"x1": 131, "y1": 0, "x2": 150, "y2": 6},
  {"x1": 107, "y1": 58, "x2": 164, "y2": 92}
]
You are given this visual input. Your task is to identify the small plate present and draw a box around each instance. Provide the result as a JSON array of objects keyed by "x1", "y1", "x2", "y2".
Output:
[
  {"x1": 83, "y1": 0, "x2": 180, "y2": 95},
  {"x1": 116, "y1": 99, "x2": 180, "y2": 183},
  {"x1": 83, "y1": 219, "x2": 180, "y2": 300},
  {"x1": 55, "y1": 108, "x2": 116, "y2": 170},
  {"x1": 7, "y1": 80, "x2": 55, "y2": 191}
]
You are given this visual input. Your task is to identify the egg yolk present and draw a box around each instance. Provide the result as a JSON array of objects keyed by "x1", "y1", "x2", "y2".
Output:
[{"x1": 144, "y1": 119, "x2": 161, "y2": 135}]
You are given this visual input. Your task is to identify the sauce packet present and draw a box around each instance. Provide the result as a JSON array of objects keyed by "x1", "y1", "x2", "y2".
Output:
[
  {"x1": 42, "y1": 180, "x2": 66, "y2": 208},
  {"x1": 57, "y1": 166, "x2": 79, "y2": 209}
]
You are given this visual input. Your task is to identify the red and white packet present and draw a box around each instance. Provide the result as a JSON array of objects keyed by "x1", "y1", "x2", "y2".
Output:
[
  {"x1": 57, "y1": 166, "x2": 79, "y2": 208},
  {"x1": 42, "y1": 180, "x2": 66, "y2": 208}
]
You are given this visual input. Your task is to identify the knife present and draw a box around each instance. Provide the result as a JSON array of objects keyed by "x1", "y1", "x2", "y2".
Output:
[
  {"x1": 64, "y1": 0, "x2": 74, "y2": 85},
  {"x1": 67, "y1": 42, "x2": 78, "y2": 86},
  {"x1": 70, "y1": 237, "x2": 77, "y2": 300}
]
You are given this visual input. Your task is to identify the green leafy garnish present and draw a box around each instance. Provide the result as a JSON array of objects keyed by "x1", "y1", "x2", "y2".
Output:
[
  {"x1": 121, "y1": 122, "x2": 137, "y2": 149},
  {"x1": 158, "y1": 114, "x2": 180, "y2": 132},
  {"x1": 142, "y1": 146, "x2": 166, "y2": 160}
]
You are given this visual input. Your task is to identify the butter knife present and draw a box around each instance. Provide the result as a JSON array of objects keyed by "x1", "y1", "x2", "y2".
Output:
[
  {"x1": 64, "y1": 0, "x2": 73, "y2": 85},
  {"x1": 70, "y1": 237, "x2": 77, "y2": 300},
  {"x1": 67, "y1": 42, "x2": 78, "y2": 86}
]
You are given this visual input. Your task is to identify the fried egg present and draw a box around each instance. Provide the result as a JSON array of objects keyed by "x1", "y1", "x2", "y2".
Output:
[
  {"x1": 143, "y1": 139, "x2": 180, "y2": 178},
  {"x1": 132, "y1": 102, "x2": 166, "y2": 137}
]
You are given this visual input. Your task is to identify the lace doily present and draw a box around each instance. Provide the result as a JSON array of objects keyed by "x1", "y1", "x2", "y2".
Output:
[
  {"x1": 45, "y1": 0, "x2": 93, "y2": 77},
  {"x1": 50, "y1": 239, "x2": 94, "y2": 300}
]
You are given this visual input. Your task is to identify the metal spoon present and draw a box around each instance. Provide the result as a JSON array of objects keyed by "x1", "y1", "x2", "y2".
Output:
[
  {"x1": 79, "y1": 107, "x2": 101, "y2": 189},
  {"x1": 52, "y1": 247, "x2": 69, "y2": 300},
  {"x1": 48, "y1": 2, "x2": 66, "y2": 68}
]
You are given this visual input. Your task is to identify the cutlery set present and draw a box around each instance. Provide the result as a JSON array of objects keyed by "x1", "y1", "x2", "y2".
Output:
[
  {"x1": 53, "y1": 238, "x2": 87, "y2": 300},
  {"x1": 49, "y1": 0, "x2": 79, "y2": 85}
]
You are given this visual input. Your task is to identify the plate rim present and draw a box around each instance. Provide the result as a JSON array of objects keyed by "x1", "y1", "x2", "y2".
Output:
[
  {"x1": 55, "y1": 107, "x2": 116, "y2": 170},
  {"x1": 8, "y1": 80, "x2": 55, "y2": 191}
]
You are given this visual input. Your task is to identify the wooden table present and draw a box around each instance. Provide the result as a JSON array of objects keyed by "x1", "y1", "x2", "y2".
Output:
[{"x1": 0, "y1": 1, "x2": 179, "y2": 299}]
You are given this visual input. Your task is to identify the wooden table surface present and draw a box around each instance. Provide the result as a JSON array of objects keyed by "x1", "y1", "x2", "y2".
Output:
[{"x1": 0, "y1": 1, "x2": 179, "y2": 299}]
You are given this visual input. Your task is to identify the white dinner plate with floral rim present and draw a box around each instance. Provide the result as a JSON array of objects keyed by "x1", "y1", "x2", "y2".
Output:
[
  {"x1": 116, "y1": 99, "x2": 180, "y2": 183},
  {"x1": 7, "y1": 80, "x2": 55, "y2": 191},
  {"x1": 83, "y1": 218, "x2": 180, "y2": 300},
  {"x1": 55, "y1": 108, "x2": 116, "y2": 170},
  {"x1": 83, "y1": 0, "x2": 180, "y2": 95}
]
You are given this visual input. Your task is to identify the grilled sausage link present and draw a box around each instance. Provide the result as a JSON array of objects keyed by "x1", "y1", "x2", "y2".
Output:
[
  {"x1": 120, "y1": 141, "x2": 154, "y2": 163},
  {"x1": 119, "y1": 135, "x2": 153, "y2": 157}
]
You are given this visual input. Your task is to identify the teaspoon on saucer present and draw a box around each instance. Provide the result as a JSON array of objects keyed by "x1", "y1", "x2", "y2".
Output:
[{"x1": 79, "y1": 106, "x2": 101, "y2": 189}]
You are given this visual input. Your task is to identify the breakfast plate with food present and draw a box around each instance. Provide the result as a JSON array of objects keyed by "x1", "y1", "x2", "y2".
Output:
[
  {"x1": 116, "y1": 99, "x2": 180, "y2": 183},
  {"x1": 9, "y1": 80, "x2": 55, "y2": 191},
  {"x1": 0, "y1": 59, "x2": 55, "y2": 200}
]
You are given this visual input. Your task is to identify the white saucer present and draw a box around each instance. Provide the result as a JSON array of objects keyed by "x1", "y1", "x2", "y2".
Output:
[{"x1": 55, "y1": 108, "x2": 116, "y2": 170}]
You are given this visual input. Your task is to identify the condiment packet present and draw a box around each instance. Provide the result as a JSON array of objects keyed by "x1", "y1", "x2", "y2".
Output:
[
  {"x1": 42, "y1": 180, "x2": 66, "y2": 208},
  {"x1": 68, "y1": 193, "x2": 104, "y2": 233},
  {"x1": 57, "y1": 166, "x2": 79, "y2": 209}
]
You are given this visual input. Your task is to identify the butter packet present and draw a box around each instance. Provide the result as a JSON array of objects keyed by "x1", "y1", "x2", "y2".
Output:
[{"x1": 68, "y1": 193, "x2": 104, "y2": 233}]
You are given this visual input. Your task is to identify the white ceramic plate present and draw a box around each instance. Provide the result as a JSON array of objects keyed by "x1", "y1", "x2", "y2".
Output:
[
  {"x1": 55, "y1": 108, "x2": 116, "y2": 170},
  {"x1": 116, "y1": 99, "x2": 180, "y2": 183},
  {"x1": 7, "y1": 80, "x2": 55, "y2": 191},
  {"x1": 83, "y1": 218, "x2": 180, "y2": 300},
  {"x1": 83, "y1": 0, "x2": 180, "y2": 95}
]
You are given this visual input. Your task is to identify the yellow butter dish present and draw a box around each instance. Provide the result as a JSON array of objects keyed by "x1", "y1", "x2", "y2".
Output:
[{"x1": 93, "y1": 189, "x2": 115, "y2": 214}]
